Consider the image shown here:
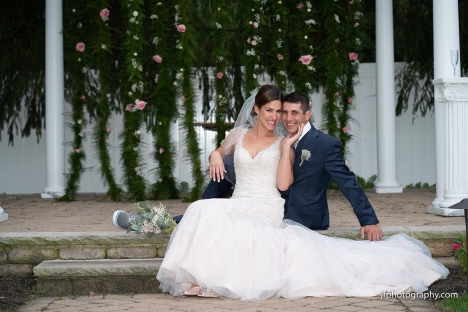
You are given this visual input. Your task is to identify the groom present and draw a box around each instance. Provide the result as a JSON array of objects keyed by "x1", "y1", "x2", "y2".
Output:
[{"x1": 202, "y1": 91, "x2": 382, "y2": 241}]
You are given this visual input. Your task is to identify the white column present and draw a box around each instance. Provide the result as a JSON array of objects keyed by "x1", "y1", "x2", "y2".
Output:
[
  {"x1": 42, "y1": 0, "x2": 65, "y2": 198},
  {"x1": 432, "y1": 78, "x2": 467, "y2": 216},
  {"x1": 0, "y1": 207, "x2": 7, "y2": 223},
  {"x1": 374, "y1": 0, "x2": 402, "y2": 193},
  {"x1": 429, "y1": 0, "x2": 462, "y2": 215}
]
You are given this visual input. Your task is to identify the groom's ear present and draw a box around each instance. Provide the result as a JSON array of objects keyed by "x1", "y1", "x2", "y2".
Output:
[{"x1": 304, "y1": 109, "x2": 311, "y2": 121}]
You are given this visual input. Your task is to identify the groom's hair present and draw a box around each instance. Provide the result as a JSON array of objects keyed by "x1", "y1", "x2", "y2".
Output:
[
  {"x1": 283, "y1": 92, "x2": 310, "y2": 113},
  {"x1": 255, "y1": 85, "x2": 283, "y2": 109}
]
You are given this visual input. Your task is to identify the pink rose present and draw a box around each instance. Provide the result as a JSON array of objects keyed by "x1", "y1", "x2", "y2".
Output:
[
  {"x1": 297, "y1": 3, "x2": 304, "y2": 10},
  {"x1": 181, "y1": 95, "x2": 186, "y2": 101},
  {"x1": 216, "y1": 72, "x2": 223, "y2": 79},
  {"x1": 100, "y1": 8, "x2": 110, "y2": 20},
  {"x1": 175, "y1": 5, "x2": 179, "y2": 10},
  {"x1": 159, "y1": 148, "x2": 165, "y2": 154},
  {"x1": 80, "y1": 95, "x2": 86, "y2": 100},
  {"x1": 354, "y1": 22, "x2": 360, "y2": 28},
  {"x1": 135, "y1": 99, "x2": 147, "y2": 110},
  {"x1": 335, "y1": 38, "x2": 340, "y2": 43},
  {"x1": 334, "y1": 92, "x2": 340, "y2": 97},
  {"x1": 76, "y1": 42, "x2": 85, "y2": 52},
  {"x1": 106, "y1": 126, "x2": 111, "y2": 133},
  {"x1": 342, "y1": 126, "x2": 349, "y2": 134},
  {"x1": 253, "y1": 22, "x2": 259, "y2": 28},
  {"x1": 76, "y1": 149, "x2": 82, "y2": 154},
  {"x1": 298, "y1": 55, "x2": 313, "y2": 65},
  {"x1": 153, "y1": 55, "x2": 162, "y2": 63},
  {"x1": 349, "y1": 52, "x2": 358, "y2": 61},
  {"x1": 349, "y1": 0, "x2": 354, "y2": 4},
  {"x1": 347, "y1": 97, "x2": 353, "y2": 103},
  {"x1": 246, "y1": 37, "x2": 251, "y2": 44},
  {"x1": 277, "y1": 54, "x2": 284, "y2": 61},
  {"x1": 453, "y1": 243, "x2": 462, "y2": 250},
  {"x1": 125, "y1": 104, "x2": 133, "y2": 112},
  {"x1": 177, "y1": 24, "x2": 186, "y2": 32}
]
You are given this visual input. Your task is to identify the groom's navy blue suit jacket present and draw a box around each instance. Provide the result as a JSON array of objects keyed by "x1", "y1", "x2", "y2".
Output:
[
  {"x1": 281, "y1": 124, "x2": 378, "y2": 230},
  {"x1": 201, "y1": 123, "x2": 379, "y2": 230}
]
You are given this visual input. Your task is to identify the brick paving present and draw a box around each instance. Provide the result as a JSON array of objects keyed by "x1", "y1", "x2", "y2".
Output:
[{"x1": 16, "y1": 293, "x2": 440, "y2": 312}]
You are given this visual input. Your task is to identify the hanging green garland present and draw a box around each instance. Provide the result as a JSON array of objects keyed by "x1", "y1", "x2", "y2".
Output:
[
  {"x1": 91, "y1": 1, "x2": 123, "y2": 200},
  {"x1": 120, "y1": 0, "x2": 148, "y2": 200},
  {"x1": 320, "y1": 1, "x2": 344, "y2": 139},
  {"x1": 268, "y1": 0, "x2": 288, "y2": 91},
  {"x1": 149, "y1": 1, "x2": 180, "y2": 200},
  {"x1": 287, "y1": 1, "x2": 318, "y2": 96},
  {"x1": 212, "y1": 0, "x2": 230, "y2": 147},
  {"x1": 338, "y1": 0, "x2": 364, "y2": 156},
  {"x1": 58, "y1": 1, "x2": 88, "y2": 201},
  {"x1": 177, "y1": 0, "x2": 204, "y2": 201},
  {"x1": 242, "y1": 0, "x2": 262, "y2": 95}
]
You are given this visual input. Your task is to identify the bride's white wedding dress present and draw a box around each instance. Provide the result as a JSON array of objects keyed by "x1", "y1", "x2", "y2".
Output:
[{"x1": 156, "y1": 130, "x2": 448, "y2": 300}]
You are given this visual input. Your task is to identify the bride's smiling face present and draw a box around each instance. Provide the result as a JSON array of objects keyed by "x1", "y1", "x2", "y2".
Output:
[{"x1": 254, "y1": 100, "x2": 283, "y2": 131}]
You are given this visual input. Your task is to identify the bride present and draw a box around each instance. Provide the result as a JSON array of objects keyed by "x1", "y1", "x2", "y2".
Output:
[{"x1": 156, "y1": 85, "x2": 448, "y2": 300}]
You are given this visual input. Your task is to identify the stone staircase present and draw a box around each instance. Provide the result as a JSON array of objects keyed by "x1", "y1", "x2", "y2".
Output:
[
  {"x1": 1, "y1": 226, "x2": 464, "y2": 296},
  {"x1": 33, "y1": 259, "x2": 163, "y2": 295}
]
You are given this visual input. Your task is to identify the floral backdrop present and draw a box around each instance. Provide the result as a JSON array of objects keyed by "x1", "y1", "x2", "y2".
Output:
[{"x1": 1, "y1": 0, "x2": 367, "y2": 201}]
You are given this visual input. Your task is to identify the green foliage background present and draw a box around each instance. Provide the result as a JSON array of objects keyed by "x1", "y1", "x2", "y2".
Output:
[{"x1": 2, "y1": 0, "x2": 464, "y2": 199}]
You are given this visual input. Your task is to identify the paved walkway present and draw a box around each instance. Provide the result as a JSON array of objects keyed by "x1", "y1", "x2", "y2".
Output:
[
  {"x1": 18, "y1": 293, "x2": 439, "y2": 312},
  {"x1": 1, "y1": 189, "x2": 463, "y2": 311}
]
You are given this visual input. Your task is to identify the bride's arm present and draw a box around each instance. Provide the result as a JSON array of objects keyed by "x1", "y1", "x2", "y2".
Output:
[
  {"x1": 209, "y1": 127, "x2": 241, "y2": 182},
  {"x1": 277, "y1": 124, "x2": 303, "y2": 191},
  {"x1": 209, "y1": 147, "x2": 227, "y2": 182}
]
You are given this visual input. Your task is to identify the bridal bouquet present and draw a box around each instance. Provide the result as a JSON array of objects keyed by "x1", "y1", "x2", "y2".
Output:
[{"x1": 128, "y1": 201, "x2": 177, "y2": 235}]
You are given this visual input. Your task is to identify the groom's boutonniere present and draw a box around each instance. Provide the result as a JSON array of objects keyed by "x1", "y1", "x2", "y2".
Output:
[{"x1": 300, "y1": 149, "x2": 311, "y2": 166}]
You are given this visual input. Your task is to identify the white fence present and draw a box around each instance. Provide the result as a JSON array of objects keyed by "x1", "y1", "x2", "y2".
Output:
[{"x1": 0, "y1": 63, "x2": 435, "y2": 195}]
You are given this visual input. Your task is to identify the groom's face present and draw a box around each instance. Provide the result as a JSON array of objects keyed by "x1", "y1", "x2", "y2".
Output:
[{"x1": 282, "y1": 102, "x2": 311, "y2": 135}]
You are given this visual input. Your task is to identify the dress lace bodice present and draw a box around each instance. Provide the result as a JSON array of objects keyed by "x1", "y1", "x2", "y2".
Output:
[{"x1": 231, "y1": 129, "x2": 283, "y2": 201}]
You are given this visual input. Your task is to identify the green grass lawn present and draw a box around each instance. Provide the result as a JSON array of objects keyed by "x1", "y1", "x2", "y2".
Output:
[{"x1": 438, "y1": 294, "x2": 468, "y2": 312}]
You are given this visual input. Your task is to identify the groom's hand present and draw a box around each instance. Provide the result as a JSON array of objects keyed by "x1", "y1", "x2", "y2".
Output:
[{"x1": 360, "y1": 224, "x2": 382, "y2": 241}]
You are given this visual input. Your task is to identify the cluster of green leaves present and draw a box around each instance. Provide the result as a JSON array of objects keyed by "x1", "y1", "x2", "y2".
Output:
[
  {"x1": 405, "y1": 182, "x2": 435, "y2": 189},
  {"x1": 328, "y1": 174, "x2": 376, "y2": 190}
]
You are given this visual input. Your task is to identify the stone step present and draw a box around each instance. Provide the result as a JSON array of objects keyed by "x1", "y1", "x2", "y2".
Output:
[{"x1": 34, "y1": 258, "x2": 163, "y2": 296}]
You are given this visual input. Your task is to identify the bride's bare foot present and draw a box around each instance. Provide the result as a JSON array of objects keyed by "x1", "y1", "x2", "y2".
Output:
[
  {"x1": 182, "y1": 285, "x2": 200, "y2": 296},
  {"x1": 198, "y1": 290, "x2": 219, "y2": 298}
]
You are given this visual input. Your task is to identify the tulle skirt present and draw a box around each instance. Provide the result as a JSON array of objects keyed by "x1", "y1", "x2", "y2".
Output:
[{"x1": 156, "y1": 197, "x2": 448, "y2": 300}]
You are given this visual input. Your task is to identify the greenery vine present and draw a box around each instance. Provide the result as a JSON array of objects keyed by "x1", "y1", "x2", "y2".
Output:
[
  {"x1": 149, "y1": 0, "x2": 180, "y2": 200},
  {"x1": 176, "y1": 0, "x2": 204, "y2": 201},
  {"x1": 120, "y1": 0, "x2": 147, "y2": 200},
  {"x1": 91, "y1": 1, "x2": 123, "y2": 200},
  {"x1": 58, "y1": 1, "x2": 88, "y2": 201}
]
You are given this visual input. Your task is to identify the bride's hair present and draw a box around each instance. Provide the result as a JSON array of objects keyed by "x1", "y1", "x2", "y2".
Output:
[{"x1": 252, "y1": 85, "x2": 283, "y2": 115}]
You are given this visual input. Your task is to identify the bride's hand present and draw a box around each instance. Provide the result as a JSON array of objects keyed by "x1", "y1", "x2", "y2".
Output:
[
  {"x1": 284, "y1": 123, "x2": 304, "y2": 148},
  {"x1": 209, "y1": 151, "x2": 226, "y2": 182}
]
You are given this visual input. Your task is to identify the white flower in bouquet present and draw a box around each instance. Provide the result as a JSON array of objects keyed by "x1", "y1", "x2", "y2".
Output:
[{"x1": 128, "y1": 201, "x2": 177, "y2": 234}]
